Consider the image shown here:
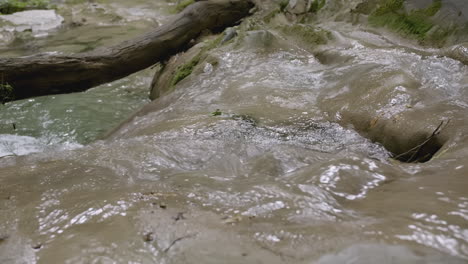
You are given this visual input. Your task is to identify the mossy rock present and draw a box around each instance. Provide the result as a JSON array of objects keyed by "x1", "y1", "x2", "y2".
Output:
[
  {"x1": 0, "y1": 83, "x2": 14, "y2": 104},
  {"x1": 308, "y1": 0, "x2": 326, "y2": 13},
  {"x1": 442, "y1": 42, "x2": 468, "y2": 65},
  {"x1": 242, "y1": 30, "x2": 277, "y2": 50},
  {"x1": 367, "y1": 0, "x2": 448, "y2": 45},
  {"x1": 170, "y1": 35, "x2": 223, "y2": 86},
  {"x1": 149, "y1": 44, "x2": 203, "y2": 100},
  {"x1": 149, "y1": 35, "x2": 223, "y2": 100},
  {"x1": 280, "y1": 24, "x2": 331, "y2": 46},
  {"x1": 263, "y1": 8, "x2": 282, "y2": 23},
  {"x1": 351, "y1": 0, "x2": 379, "y2": 15}
]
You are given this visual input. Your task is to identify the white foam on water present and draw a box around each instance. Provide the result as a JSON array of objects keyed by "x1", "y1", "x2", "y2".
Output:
[{"x1": 0, "y1": 134, "x2": 82, "y2": 157}]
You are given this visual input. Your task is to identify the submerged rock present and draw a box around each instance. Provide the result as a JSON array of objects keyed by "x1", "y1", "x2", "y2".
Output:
[
  {"x1": 243, "y1": 30, "x2": 278, "y2": 50},
  {"x1": 442, "y1": 42, "x2": 468, "y2": 65},
  {"x1": 316, "y1": 244, "x2": 466, "y2": 264}
]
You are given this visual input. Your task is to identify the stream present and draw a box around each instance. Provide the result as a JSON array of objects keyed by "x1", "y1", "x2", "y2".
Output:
[{"x1": 0, "y1": 0, "x2": 467, "y2": 263}]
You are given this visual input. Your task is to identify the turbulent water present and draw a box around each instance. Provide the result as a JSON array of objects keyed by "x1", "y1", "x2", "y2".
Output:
[{"x1": 1, "y1": 0, "x2": 468, "y2": 263}]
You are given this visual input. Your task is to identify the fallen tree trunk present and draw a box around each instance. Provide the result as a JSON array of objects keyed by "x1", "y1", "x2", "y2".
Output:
[{"x1": 0, "y1": 0, "x2": 253, "y2": 102}]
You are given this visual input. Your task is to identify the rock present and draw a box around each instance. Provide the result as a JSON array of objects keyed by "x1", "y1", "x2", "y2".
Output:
[
  {"x1": 0, "y1": 10, "x2": 64, "y2": 36},
  {"x1": 405, "y1": 0, "x2": 468, "y2": 26},
  {"x1": 406, "y1": 0, "x2": 468, "y2": 45},
  {"x1": 285, "y1": 0, "x2": 329, "y2": 15},
  {"x1": 442, "y1": 42, "x2": 468, "y2": 65},
  {"x1": 316, "y1": 244, "x2": 465, "y2": 264},
  {"x1": 0, "y1": 29, "x2": 14, "y2": 45},
  {"x1": 286, "y1": 0, "x2": 308, "y2": 14},
  {"x1": 221, "y1": 27, "x2": 237, "y2": 44},
  {"x1": 286, "y1": 0, "x2": 310, "y2": 14},
  {"x1": 243, "y1": 30, "x2": 277, "y2": 50},
  {"x1": 149, "y1": 39, "x2": 213, "y2": 100}
]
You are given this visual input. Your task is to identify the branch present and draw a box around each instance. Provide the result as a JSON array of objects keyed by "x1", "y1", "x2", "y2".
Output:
[
  {"x1": 393, "y1": 120, "x2": 449, "y2": 162},
  {"x1": 0, "y1": 0, "x2": 253, "y2": 102}
]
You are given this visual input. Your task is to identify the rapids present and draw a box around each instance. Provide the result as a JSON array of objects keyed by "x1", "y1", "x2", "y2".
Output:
[{"x1": 0, "y1": 0, "x2": 467, "y2": 263}]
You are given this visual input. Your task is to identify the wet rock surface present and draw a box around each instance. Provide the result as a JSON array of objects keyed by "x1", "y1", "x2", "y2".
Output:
[
  {"x1": 0, "y1": 10, "x2": 63, "y2": 37},
  {"x1": 1, "y1": 0, "x2": 468, "y2": 263}
]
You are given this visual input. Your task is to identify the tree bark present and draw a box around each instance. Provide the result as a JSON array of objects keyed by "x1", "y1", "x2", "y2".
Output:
[{"x1": 0, "y1": 0, "x2": 253, "y2": 102}]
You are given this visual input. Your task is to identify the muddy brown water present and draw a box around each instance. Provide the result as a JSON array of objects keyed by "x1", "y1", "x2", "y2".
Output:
[{"x1": 1, "y1": 0, "x2": 467, "y2": 263}]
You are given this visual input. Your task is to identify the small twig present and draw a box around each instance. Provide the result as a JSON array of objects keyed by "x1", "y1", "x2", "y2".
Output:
[
  {"x1": 163, "y1": 233, "x2": 196, "y2": 253},
  {"x1": 394, "y1": 121, "x2": 443, "y2": 160},
  {"x1": 393, "y1": 120, "x2": 449, "y2": 162},
  {"x1": 407, "y1": 120, "x2": 445, "y2": 162}
]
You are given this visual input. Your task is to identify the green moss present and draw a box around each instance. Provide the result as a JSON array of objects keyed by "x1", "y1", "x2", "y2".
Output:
[
  {"x1": 0, "y1": 0, "x2": 50, "y2": 15},
  {"x1": 0, "y1": 82, "x2": 14, "y2": 104},
  {"x1": 308, "y1": 0, "x2": 326, "y2": 13},
  {"x1": 424, "y1": 0, "x2": 442, "y2": 16},
  {"x1": 423, "y1": 25, "x2": 456, "y2": 46},
  {"x1": 369, "y1": 0, "x2": 442, "y2": 41},
  {"x1": 172, "y1": 0, "x2": 195, "y2": 13},
  {"x1": 264, "y1": 8, "x2": 281, "y2": 23},
  {"x1": 281, "y1": 24, "x2": 331, "y2": 45},
  {"x1": 204, "y1": 34, "x2": 223, "y2": 50},
  {"x1": 211, "y1": 109, "x2": 222, "y2": 116},
  {"x1": 170, "y1": 57, "x2": 199, "y2": 86},
  {"x1": 373, "y1": 0, "x2": 403, "y2": 16},
  {"x1": 369, "y1": 12, "x2": 431, "y2": 39},
  {"x1": 211, "y1": 111, "x2": 257, "y2": 126},
  {"x1": 351, "y1": 1, "x2": 378, "y2": 15},
  {"x1": 170, "y1": 35, "x2": 223, "y2": 87},
  {"x1": 279, "y1": 0, "x2": 288, "y2": 12}
]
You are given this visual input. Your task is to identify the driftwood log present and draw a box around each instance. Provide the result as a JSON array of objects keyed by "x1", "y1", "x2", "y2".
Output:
[{"x1": 0, "y1": 0, "x2": 253, "y2": 102}]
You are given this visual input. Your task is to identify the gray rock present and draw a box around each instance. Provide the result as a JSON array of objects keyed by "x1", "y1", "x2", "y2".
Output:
[
  {"x1": 316, "y1": 244, "x2": 466, "y2": 264},
  {"x1": 442, "y1": 42, "x2": 468, "y2": 65},
  {"x1": 221, "y1": 27, "x2": 237, "y2": 44},
  {"x1": 286, "y1": 0, "x2": 310, "y2": 14},
  {"x1": 243, "y1": 30, "x2": 277, "y2": 49},
  {"x1": 0, "y1": 10, "x2": 64, "y2": 36}
]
